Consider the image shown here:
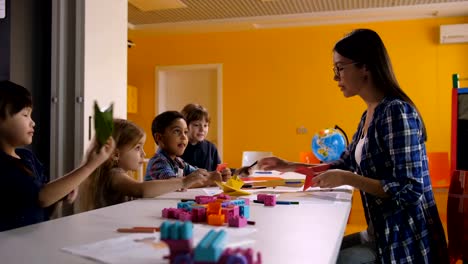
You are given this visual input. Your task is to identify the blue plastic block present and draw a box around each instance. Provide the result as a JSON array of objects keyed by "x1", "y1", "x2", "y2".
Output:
[
  {"x1": 194, "y1": 229, "x2": 227, "y2": 262},
  {"x1": 239, "y1": 205, "x2": 250, "y2": 219},
  {"x1": 180, "y1": 221, "x2": 193, "y2": 240},
  {"x1": 160, "y1": 221, "x2": 170, "y2": 240},
  {"x1": 170, "y1": 221, "x2": 182, "y2": 240},
  {"x1": 177, "y1": 201, "x2": 195, "y2": 212}
]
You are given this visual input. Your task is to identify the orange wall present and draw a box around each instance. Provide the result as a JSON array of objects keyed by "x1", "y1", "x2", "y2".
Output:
[{"x1": 128, "y1": 17, "x2": 468, "y2": 168}]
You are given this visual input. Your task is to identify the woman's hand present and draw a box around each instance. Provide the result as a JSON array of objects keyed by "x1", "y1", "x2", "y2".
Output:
[
  {"x1": 311, "y1": 169, "x2": 347, "y2": 188},
  {"x1": 234, "y1": 166, "x2": 252, "y2": 177},
  {"x1": 257, "y1": 156, "x2": 293, "y2": 172}
]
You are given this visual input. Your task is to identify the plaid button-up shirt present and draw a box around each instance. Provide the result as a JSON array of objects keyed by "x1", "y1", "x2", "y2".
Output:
[
  {"x1": 332, "y1": 97, "x2": 448, "y2": 263},
  {"x1": 144, "y1": 149, "x2": 197, "y2": 181}
]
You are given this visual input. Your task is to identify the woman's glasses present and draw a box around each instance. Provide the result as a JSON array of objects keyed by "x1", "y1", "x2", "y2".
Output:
[{"x1": 333, "y1": 62, "x2": 359, "y2": 79}]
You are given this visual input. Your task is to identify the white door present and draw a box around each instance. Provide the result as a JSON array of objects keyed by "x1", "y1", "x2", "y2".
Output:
[
  {"x1": 78, "y1": 0, "x2": 128, "y2": 155},
  {"x1": 157, "y1": 64, "x2": 223, "y2": 158},
  {"x1": 50, "y1": 0, "x2": 127, "y2": 171}
]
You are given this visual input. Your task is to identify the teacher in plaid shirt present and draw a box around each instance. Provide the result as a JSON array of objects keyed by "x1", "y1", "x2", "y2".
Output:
[
  {"x1": 319, "y1": 29, "x2": 448, "y2": 264},
  {"x1": 258, "y1": 29, "x2": 448, "y2": 263}
]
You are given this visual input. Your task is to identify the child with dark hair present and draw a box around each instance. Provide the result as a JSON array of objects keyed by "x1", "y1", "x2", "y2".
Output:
[
  {"x1": 0, "y1": 80, "x2": 115, "y2": 231},
  {"x1": 144, "y1": 111, "x2": 221, "y2": 187},
  {"x1": 181, "y1": 103, "x2": 231, "y2": 181}
]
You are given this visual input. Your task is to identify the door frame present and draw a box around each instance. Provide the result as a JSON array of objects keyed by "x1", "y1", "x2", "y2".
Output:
[{"x1": 155, "y1": 63, "x2": 223, "y2": 158}]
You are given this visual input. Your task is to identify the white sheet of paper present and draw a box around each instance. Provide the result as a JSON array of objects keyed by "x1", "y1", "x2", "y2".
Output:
[
  {"x1": 62, "y1": 225, "x2": 257, "y2": 264},
  {"x1": 62, "y1": 233, "x2": 166, "y2": 264}
]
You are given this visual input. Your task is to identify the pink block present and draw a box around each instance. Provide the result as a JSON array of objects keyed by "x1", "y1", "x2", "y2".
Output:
[
  {"x1": 228, "y1": 216, "x2": 247, "y2": 227},
  {"x1": 178, "y1": 211, "x2": 192, "y2": 221},
  {"x1": 257, "y1": 194, "x2": 269, "y2": 202},
  {"x1": 242, "y1": 198, "x2": 250, "y2": 205},
  {"x1": 191, "y1": 207, "x2": 207, "y2": 223},
  {"x1": 227, "y1": 206, "x2": 239, "y2": 219},
  {"x1": 195, "y1": 196, "x2": 217, "y2": 204},
  {"x1": 263, "y1": 195, "x2": 276, "y2": 206},
  {"x1": 216, "y1": 194, "x2": 231, "y2": 200},
  {"x1": 162, "y1": 208, "x2": 184, "y2": 219}
]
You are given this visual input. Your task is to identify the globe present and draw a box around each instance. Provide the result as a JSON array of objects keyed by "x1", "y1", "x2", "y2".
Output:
[{"x1": 311, "y1": 128, "x2": 347, "y2": 162}]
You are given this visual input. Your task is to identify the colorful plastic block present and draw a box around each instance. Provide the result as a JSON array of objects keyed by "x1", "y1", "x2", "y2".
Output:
[
  {"x1": 191, "y1": 207, "x2": 207, "y2": 223},
  {"x1": 239, "y1": 205, "x2": 250, "y2": 219},
  {"x1": 241, "y1": 198, "x2": 250, "y2": 205},
  {"x1": 195, "y1": 196, "x2": 217, "y2": 204},
  {"x1": 207, "y1": 214, "x2": 225, "y2": 226},
  {"x1": 222, "y1": 199, "x2": 246, "y2": 207},
  {"x1": 228, "y1": 216, "x2": 247, "y2": 227},
  {"x1": 194, "y1": 229, "x2": 227, "y2": 262},
  {"x1": 263, "y1": 195, "x2": 276, "y2": 206},
  {"x1": 224, "y1": 206, "x2": 239, "y2": 221},
  {"x1": 220, "y1": 248, "x2": 262, "y2": 264},
  {"x1": 207, "y1": 202, "x2": 222, "y2": 215},
  {"x1": 162, "y1": 208, "x2": 184, "y2": 219},
  {"x1": 216, "y1": 194, "x2": 231, "y2": 200},
  {"x1": 178, "y1": 211, "x2": 192, "y2": 221},
  {"x1": 160, "y1": 221, "x2": 194, "y2": 264},
  {"x1": 256, "y1": 194, "x2": 269, "y2": 202},
  {"x1": 177, "y1": 201, "x2": 195, "y2": 211}
]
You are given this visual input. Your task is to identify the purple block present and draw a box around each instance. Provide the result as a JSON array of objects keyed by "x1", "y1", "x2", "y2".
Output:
[
  {"x1": 220, "y1": 247, "x2": 262, "y2": 264},
  {"x1": 161, "y1": 239, "x2": 193, "y2": 264}
]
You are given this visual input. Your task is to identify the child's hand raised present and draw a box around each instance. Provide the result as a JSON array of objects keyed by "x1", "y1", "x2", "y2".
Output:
[
  {"x1": 182, "y1": 169, "x2": 208, "y2": 188},
  {"x1": 84, "y1": 137, "x2": 116, "y2": 168}
]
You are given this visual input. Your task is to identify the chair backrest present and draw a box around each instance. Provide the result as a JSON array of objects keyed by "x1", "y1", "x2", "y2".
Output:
[
  {"x1": 427, "y1": 152, "x2": 450, "y2": 188},
  {"x1": 241, "y1": 151, "x2": 273, "y2": 167}
]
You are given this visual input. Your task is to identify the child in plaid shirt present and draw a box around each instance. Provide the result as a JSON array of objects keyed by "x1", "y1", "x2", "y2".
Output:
[{"x1": 145, "y1": 111, "x2": 221, "y2": 187}]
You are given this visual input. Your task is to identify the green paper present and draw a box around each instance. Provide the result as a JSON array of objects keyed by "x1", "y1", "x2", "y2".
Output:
[{"x1": 94, "y1": 101, "x2": 114, "y2": 147}]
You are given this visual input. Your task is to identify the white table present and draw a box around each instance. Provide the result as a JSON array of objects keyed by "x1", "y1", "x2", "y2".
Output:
[{"x1": 0, "y1": 186, "x2": 352, "y2": 264}]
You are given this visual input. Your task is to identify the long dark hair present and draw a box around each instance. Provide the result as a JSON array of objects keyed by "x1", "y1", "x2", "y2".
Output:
[{"x1": 334, "y1": 29, "x2": 427, "y2": 140}]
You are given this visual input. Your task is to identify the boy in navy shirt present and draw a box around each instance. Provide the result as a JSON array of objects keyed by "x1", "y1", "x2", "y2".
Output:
[{"x1": 181, "y1": 104, "x2": 231, "y2": 181}]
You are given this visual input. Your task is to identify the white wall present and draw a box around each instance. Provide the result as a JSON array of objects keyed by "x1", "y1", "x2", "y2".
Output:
[{"x1": 82, "y1": 0, "x2": 127, "y2": 151}]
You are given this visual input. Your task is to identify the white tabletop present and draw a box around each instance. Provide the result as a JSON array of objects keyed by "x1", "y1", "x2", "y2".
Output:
[{"x1": 0, "y1": 186, "x2": 352, "y2": 264}]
